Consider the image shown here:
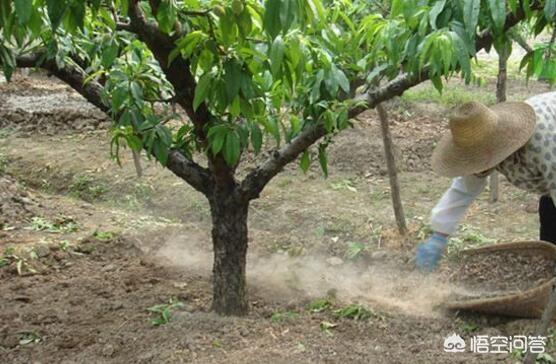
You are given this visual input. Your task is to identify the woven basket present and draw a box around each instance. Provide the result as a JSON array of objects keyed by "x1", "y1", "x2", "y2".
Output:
[{"x1": 443, "y1": 241, "x2": 556, "y2": 318}]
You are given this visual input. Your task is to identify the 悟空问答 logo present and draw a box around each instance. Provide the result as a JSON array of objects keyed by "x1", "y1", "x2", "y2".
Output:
[{"x1": 444, "y1": 333, "x2": 466, "y2": 353}]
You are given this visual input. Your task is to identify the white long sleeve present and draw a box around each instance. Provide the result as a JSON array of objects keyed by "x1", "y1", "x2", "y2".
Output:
[{"x1": 430, "y1": 175, "x2": 488, "y2": 235}]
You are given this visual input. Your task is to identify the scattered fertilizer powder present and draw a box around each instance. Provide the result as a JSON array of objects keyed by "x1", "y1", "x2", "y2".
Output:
[
  {"x1": 149, "y1": 231, "x2": 556, "y2": 317},
  {"x1": 153, "y1": 231, "x2": 459, "y2": 317}
]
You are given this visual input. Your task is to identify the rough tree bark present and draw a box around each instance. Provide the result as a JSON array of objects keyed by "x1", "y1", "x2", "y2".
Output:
[
  {"x1": 209, "y1": 196, "x2": 249, "y2": 315},
  {"x1": 376, "y1": 103, "x2": 407, "y2": 235}
]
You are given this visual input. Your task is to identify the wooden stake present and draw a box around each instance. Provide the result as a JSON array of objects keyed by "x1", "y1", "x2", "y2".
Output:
[
  {"x1": 132, "y1": 150, "x2": 143, "y2": 178},
  {"x1": 376, "y1": 103, "x2": 408, "y2": 235}
]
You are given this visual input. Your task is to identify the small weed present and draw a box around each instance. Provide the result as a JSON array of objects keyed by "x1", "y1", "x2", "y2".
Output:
[
  {"x1": 415, "y1": 223, "x2": 433, "y2": 241},
  {"x1": 93, "y1": 230, "x2": 117, "y2": 242},
  {"x1": 18, "y1": 331, "x2": 42, "y2": 345},
  {"x1": 58, "y1": 240, "x2": 72, "y2": 251},
  {"x1": 320, "y1": 321, "x2": 337, "y2": 336},
  {"x1": 211, "y1": 339, "x2": 223, "y2": 348},
  {"x1": 307, "y1": 297, "x2": 333, "y2": 313},
  {"x1": 334, "y1": 304, "x2": 378, "y2": 321},
  {"x1": 1, "y1": 248, "x2": 36, "y2": 275},
  {"x1": 271, "y1": 311, "x2": 300, "y2": 323},
  {"x1": 69, "y1": 174, "x2": 106, "y2": 202},
  {"x1": 447, "y1": 225, "x2": 495, "y2": 257},
  {"x1": 454, "y1": 317, "x2": 479, "y2": 334},
  {"x1": 147, "y1": 298, "x2": 183, "y2": 326},
  {"x1": 27, "y1": 216, "x2": 78, "y2": 233},
  {"x1": 330, "y1": 179, "x2": 357, "y2": 192},
  {"x1": 314, "y1": 225, "x2": 326, "y2": 238},
  {"x1": 0, "y1": 257, "x2": 9, "y2": 268},
  {"x1": 344, "y1": 241, "x2": 367, "y2": 261}
]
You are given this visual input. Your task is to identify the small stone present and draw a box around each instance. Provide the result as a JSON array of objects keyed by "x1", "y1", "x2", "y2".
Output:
[
  {"x1": 101, "y1": 264, "x2": 116, "y2": 272},
  {"x1": 75, "y1": 243, "x2": 95, "y2": 254},
  {"x1": 102, "y1": 344, "x2": 115, "y2": 357},
  {"x1": 34, "y1": 245, "x2": 50, "y2": 258},
  {"x1": 326, "y1": 257, "x2": 343, "y2": 266}
]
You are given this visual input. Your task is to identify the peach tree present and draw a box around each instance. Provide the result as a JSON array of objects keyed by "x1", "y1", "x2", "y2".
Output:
[{"x1": 1, "y1": 0, "x2": 554, "y2": 315}]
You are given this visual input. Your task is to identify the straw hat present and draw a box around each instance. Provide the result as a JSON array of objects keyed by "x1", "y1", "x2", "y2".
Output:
[{"x1": 431, "y1": 101, "x2": 536, "y2": 177}]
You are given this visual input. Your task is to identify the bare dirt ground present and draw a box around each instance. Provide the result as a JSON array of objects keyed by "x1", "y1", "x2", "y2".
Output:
[{"x1": 1, "y1": 67, "x2": 555, "y2": 364}]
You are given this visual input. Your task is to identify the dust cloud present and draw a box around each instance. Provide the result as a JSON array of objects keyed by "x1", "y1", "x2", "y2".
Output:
[{"x1": 155, "y1": 231, "x2": 457, "y2": 318}]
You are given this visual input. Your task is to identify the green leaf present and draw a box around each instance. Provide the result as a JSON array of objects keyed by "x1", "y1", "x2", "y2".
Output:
[
  {"x1": 429, "y1": 0, "x2": 446, "y2": 30},
  {"x1": 223, "y1": 131, "x2": 241, "y2": 166},
  {"x1": 126, "y1": 134, "x2": 143, "y2": 151},
  {"x1": 300, "y1": 150, "x2": 310, "y2": 173},
  {"x1": 508, "y1": 0, "x2": 517, "y2": 14},
  {"x1": 157, "y1": 0, "x2": 177, "y2": 34},
  {"x1": 237, "y1": 9, "x2": 253, "y2": 36},
  {"x1": 318, "y1": 145, "x2": 328, "y2": 177},
  {"x1": 0, "y1": 44, "x2": 16, "y2": 81},
  {"x1": 430, "y1": 74, "x2": 443, "y2": 92},
  {"x1": 219, "y1": 9, "x2": 236, "y2": 45},
  {"x1": 279, "y1": 0, "x2": 296, "y2": 33},
  {"x1": 102, "y1": 41, "x2": 119, "y2": 68},
  {"x1": 310, "y1": 70, "x2": 324, "y2": 103},
  {"x1": 211, "y1": 129, "x2": 226, "y2": 155},
  {"x1": 269, "y1": 35, "x2": 285, "y2": 76},
  {"x1": 251, "y1": 123, "x2": 263, "y2": 154},
  {"x1": 14, "y1": 0, "x2": 33, "y2": 25},
  {"x1": 240, "y1": 71, "x2": 256, "y2": 98},
  {"x1": 333, "y1": 65, "x2": 350, "y2": 93},
  {"x1": 153, "y1": 141, "x2": 169, "y2": 166},
  {"x1": 66, "y1": 1, "x2": 85, "y2": 31},
  {"x1": 224, "y1": 60, "x2": 242, "y2": 102},
  {"x1": 546, "y1": 0, "x2": 556, "y2": 20},
  {"x1": 463, "y1": 0, "x2": 480, "y2": 37},
  {"x1": 46, "y1": 0, "x2": 67, "y2": 30},
  {"x1": 193, "y1": 73, "x2": 212, "y2": 111},
  {"x1": 264, "y1": 0, "x2": 282, "y2": 39},
  {"x1": 487, "y1": 0, "x2": 506, "y2": 32},
  {"x1": 130, "y1": 81, "x2": 143, "y2": 104},
  {"x1": 265, "y1": 117, "x2": 281, "y2": 145}
]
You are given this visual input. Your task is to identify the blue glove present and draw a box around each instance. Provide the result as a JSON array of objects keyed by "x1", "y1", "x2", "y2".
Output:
[{"x1": 415, "y1": 233, "x2": 448, "y2": 272}]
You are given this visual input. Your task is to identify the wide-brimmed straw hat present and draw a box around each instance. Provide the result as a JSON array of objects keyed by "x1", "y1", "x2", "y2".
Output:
[{"x1": 431, "y1": 101, "x2": 536, "y2": 177}]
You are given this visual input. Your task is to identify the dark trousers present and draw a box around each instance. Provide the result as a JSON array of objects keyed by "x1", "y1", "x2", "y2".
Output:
[{"x1": 539, "y1": 195, "x2": 556, "y2": 244}]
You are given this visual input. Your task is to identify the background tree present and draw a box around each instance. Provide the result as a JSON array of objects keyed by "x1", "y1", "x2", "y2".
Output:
[{"x1": 1, "y1": 0, "x2": 554, "y2": 316}]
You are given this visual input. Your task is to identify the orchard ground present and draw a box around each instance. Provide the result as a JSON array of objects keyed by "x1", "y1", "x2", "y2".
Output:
[{"x1": 1, "y1": 56, "x2": 555, "y2": 363}]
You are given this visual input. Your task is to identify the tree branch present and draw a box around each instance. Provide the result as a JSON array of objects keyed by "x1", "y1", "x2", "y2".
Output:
[
  {"x1": 239, "y1": 2, "x2": 537, "y2": 201},
  {"x1": 127, "y1": 0, "x2": 235, "y2": 191},
  {"x1": 15, "y1": 52, "x2": 213, "y2": 196},
  {"x1": 127, "y1": 0, "x2": 210, "y2": 139}
]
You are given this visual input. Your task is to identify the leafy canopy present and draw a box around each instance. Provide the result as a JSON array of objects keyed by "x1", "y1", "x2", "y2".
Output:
[{"x1": 1, "y1": 0, "x2": 555, "y2": 174}]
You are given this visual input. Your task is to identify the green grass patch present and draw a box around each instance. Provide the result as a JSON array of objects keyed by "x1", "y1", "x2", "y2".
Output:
[
  {"x1": 69, "y1": 174, "x2": 106, "y2": 202},
  {"x1": 402, "y1": 84, "x2": 497, "y2": 108}
]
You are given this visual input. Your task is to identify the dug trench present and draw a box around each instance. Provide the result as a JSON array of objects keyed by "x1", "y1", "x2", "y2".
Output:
[{"x1": 1, "y1": 71, "x2": 555, "y2": 363}]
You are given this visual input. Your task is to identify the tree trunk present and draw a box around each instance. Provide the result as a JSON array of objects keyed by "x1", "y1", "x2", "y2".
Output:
[
  {"x1": 209, "y1": 197, "x2": 249, "y2": 315},
  {"x1": 376, "y1": 103, "x2": 408, "y2": 235},
  {"x1": 490, "y1": 45, "x2": 509, "y2": 203}
]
